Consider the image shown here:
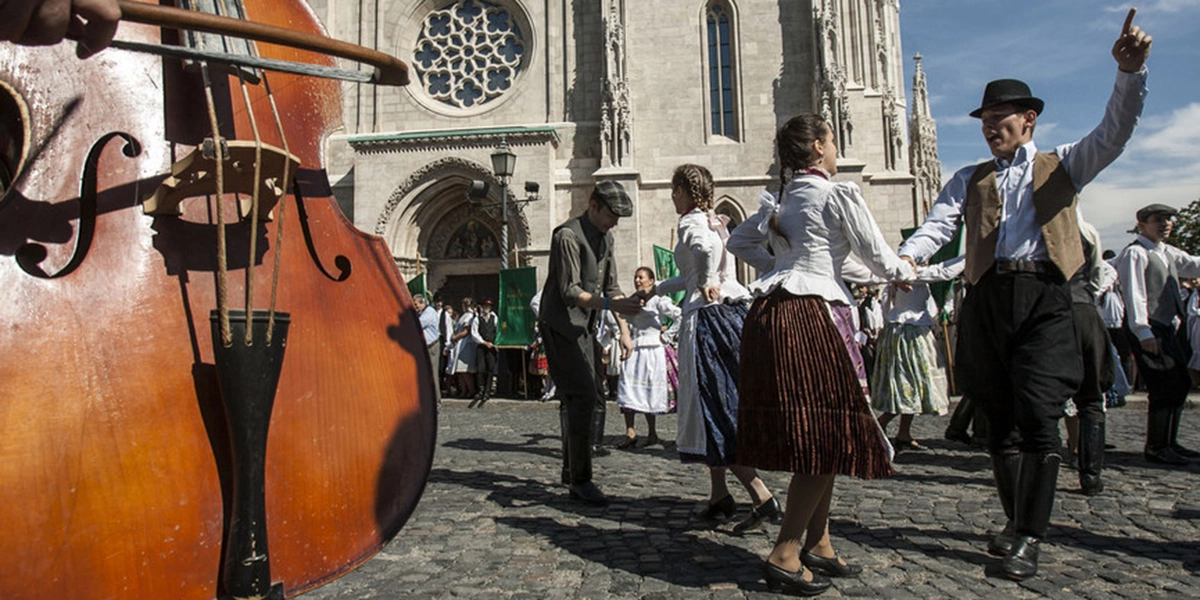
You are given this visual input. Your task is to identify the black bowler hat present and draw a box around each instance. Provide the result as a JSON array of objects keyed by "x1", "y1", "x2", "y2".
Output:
[
  {"x1": 592, "y1": 180, "x2": 634, "y2": 217},
  {"x1": 969, "y1": 79, "x2": 1045, "y2": 118},
  {"x1": 1136, "y1": 203, "x2": 1179, "y2": 222}
]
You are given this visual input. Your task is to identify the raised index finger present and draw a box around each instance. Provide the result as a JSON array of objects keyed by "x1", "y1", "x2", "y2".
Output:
[{"x1": 1121, "y1": 7, "x2": 1137, "y2": 36}]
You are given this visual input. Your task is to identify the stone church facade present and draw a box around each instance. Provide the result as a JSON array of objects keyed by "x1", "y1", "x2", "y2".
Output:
[{"x1": 311, "y1": 0, "x2": 939, "y2": 301}]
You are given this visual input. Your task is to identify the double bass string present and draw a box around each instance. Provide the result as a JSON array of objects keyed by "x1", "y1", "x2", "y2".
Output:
[
  {"x1": 262, "y1": 75, "x2": 291, "y2": 345},
  {"x1": 234, "y1": 66, "x2": 265, "y2": 345},
  {"x1": 199, "y1": 60, "x2": 232, "y2": 347}
]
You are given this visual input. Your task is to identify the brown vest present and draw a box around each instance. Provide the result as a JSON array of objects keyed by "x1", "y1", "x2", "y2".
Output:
[{"x1": 963, "y1": 152, "x2": 1084, "y2": 284}]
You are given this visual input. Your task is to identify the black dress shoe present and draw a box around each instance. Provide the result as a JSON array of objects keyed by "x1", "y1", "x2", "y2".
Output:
[
  {"x1": 800, "y1": 551, "x2": 863, "y2": 577},
  {"x1": 763, "y1": 562, "x2": 831, "y2": 596},
  {"x1": 1000, "y1": 535, "x2": 1041, "y2": 581},
  {"x1": 1145, "y1": 447, "x2": 1190, "y2": 465},
  {"x1": 987, "y1": 521, "x2": 1016, "y2": 557},
  {"x1": 568, "y1": 481, "x2": 610, "y2": 506},
  {"x1": 1171, "y1": 444, "x2": 1200, "y2": 458},
  {"x1": 591, "y1": 445, "x2": 611, "y2": 457},
  {"x1": 733, "y1": 496, "x2": 782, "y2": 534},
  {"x1": 695, "y1": 494, "x2": 735, "y2": 522},
  {"x1": 944, "y1": 429, "x2": 973, "y2": 445}
]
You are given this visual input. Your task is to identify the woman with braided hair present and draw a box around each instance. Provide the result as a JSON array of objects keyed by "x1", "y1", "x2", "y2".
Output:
[
  {"x1": 655, "y1": 164, "x2": 780, "y2": 534},
  {"x1": 728, "y1": 114, "x2": 915, "y2": 596}
]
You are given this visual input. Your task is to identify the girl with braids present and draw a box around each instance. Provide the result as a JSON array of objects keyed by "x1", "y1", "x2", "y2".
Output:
[
  {"x1": 656, "y1": 164, "x2": 780, "y2": 534},
  {"x1": 727, "y1": 114, "x2": 915, "y2": 596}
]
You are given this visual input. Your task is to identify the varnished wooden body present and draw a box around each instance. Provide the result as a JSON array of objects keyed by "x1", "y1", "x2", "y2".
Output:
[{"x1": 0, "y1": 2, "x2": 436, "y2": 598}]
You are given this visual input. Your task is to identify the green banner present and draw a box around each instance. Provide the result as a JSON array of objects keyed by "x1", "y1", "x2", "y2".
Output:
[
  {"x1": 406, "y1": 272, "x2": 426, "y2": 300},
  {"x1": 653, "y1": 245, "x2": 684, "y2": 305},
  {"x1": 497, "y1": 266, "x2": 537, "y2": 347},
  {"x1": 901, "y1": 225, "x2": 963, "y2": 312}
]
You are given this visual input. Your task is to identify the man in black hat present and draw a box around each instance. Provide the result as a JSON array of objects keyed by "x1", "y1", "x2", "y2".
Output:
[
  {"x1": 1115, "y1": 203, "x2": 1200, "y2": 465},
  {"x1": 470, "y1": 299, "x2": 499, "y2": 408},
  {"x1": 539, "y1": 179, "x2": 644, "y2": 505},
  {"x1": 898, "y1": 9, "x2": 1151, "y2": 581}
]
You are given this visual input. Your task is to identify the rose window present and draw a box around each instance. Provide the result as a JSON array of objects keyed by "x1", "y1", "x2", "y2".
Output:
[{"x1": 413, "y1": 0, "x2": 526, "y2": 109}]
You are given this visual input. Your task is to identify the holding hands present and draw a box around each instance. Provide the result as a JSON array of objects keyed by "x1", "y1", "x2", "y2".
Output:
[{"x1": 1112, "y1": 8, "x2": 1152, "y2": 73}]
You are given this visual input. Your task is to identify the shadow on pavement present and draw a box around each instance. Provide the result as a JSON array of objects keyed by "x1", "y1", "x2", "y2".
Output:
[{"x1": 427, "y1": 467, "x2": 776, "y2": 592}]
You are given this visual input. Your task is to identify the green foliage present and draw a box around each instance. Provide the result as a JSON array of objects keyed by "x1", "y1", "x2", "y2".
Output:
[{"x1": 1172, "y1": 197, "x2": 1200, "y2": 255}]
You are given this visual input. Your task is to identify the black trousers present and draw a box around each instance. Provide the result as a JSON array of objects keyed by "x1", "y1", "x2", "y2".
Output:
[
  {"x1": 1072, "y1": 303, "x2": 1114, "y2": 421},
  {"x1": 956, "y1": 270, "x2": 1082, "y2": 454},
  {"x1": 1131, "y1": 320, "x2": 1191, "y2": 411},
  {"x1": 541, "y1": 324, "x2": 605, "y2": 484},
  {"x1": 475, "y1": 345, "x2": 498, "y2": 396}
]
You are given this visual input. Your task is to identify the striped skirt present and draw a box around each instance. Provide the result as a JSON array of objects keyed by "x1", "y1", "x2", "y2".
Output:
[{"x1": 738, "y1": 291, "x2": 893, "y2": 479}]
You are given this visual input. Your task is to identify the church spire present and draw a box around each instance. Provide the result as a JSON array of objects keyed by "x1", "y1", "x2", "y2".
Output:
[{"x1": 908, "y1": 53, "x2": 942, "y2": 221}]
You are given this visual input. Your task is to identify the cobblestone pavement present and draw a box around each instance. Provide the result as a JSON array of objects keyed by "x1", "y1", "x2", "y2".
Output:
[{"x1": 304, "y1": 394, "x2": 1200, "y2": 599}]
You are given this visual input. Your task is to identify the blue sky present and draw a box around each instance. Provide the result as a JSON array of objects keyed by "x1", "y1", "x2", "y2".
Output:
[{"x1": 899, "y1": 1, "x2": 1200, "y2": 253}]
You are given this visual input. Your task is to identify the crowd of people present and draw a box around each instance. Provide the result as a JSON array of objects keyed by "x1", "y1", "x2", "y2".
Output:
[{"x1": 527, "y1": 10, "x2": 1159, "y2": 596}]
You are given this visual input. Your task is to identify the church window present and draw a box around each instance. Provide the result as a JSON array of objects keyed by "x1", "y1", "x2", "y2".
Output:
[
  {"x1": 414, "y1": 0, "x2": 526, "y2": 110},
  {"x1": 706, "y1": 2, "x2": 739, "y2": 140}
]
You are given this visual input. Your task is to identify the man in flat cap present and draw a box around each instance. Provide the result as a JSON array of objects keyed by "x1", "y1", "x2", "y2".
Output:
[
  {"x1": 898, "y1": 9, "x2": 1151, "y2": 581},
  {"x1": 1116, "y1": 203, "x2": 1200, "y2": 466},
  {"x1": 539, "y1": 179, "x2": 644, "y2": 505}
]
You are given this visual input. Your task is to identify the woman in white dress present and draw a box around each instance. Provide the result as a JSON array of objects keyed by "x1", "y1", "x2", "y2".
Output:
[
  {"x1": 616, "y1": 267, "x2": 682, "y2": 448},
  {"x1": 657, "y1": 163, "x2": 779, "y2": 533},
  {"x1": 448, "y1": 297, "x2": 478, "y2": 399}
]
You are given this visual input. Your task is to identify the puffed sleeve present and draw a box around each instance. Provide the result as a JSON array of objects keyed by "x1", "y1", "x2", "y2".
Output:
[{"x1": 828, "y1": 182, "x2": 915, "y2": 282}]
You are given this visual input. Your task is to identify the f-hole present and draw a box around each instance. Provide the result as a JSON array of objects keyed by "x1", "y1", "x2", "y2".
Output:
[{"x1": 0, "y1": 80, "x2": 30, "y2": 201}]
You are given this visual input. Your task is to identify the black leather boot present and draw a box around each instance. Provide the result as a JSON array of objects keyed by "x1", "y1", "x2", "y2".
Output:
[
  {"x1": 1077, "y1": 416, "x2": 1105, "y2": 496},
  {"x1": 590, "y1": 401, "x2": 610, "y2": 457},
  {"x1": 1145, "y1": 407, "x2": 1189, "y2": 465},
  {"x1": 1001, "y1": 452, "x2": 1060, "y2": 581},
  {"x1": 1169, "y1": 405, "x2": 1200, "y2": 458},
  {"x1": 988, "y1": 452, "x2": 1019, "y2": 556},
  {"x1": 945, "y1": 396, "x2": 975, "y2": 445},
  {"x1": 563, "y1": 397, "x2": 608, "y2": 505}
]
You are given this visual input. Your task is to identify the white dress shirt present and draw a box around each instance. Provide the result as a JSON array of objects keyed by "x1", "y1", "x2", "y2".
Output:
[
  {"x1": 1095, "y1": 260, "x2": 1124, "y2": 328},
  {"x1": 1116, "y1": 235, "x2": 1200, "y2": 341},
  {"x1": 727, "y1": 173, "x2": 915, "y2": 307},
  {"x1": 900, "y1": 68, "x2": 1148, "y2": 263},
  {"x1": 883, "y1": 256, "x2": 966, "y2": 327},
  {"x1": 657, "y1": 208, "x2": 751, "y2": 314}
]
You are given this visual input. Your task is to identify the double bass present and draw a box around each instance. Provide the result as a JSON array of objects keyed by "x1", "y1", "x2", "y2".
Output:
[{"x1": 0, "y1": 0, "x2": 436, "y2": 597}]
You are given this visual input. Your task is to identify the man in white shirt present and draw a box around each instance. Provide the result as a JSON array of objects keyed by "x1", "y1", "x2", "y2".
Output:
[
  {"x1": 1115, "y1": 204, "x2": 1200, "y2": 466},
  {"x1": 897, "y1": 10, "x2": 1150, "y2": 581},
  {"x1": 470, "y1": 299, "x2": 499, "y2": 407},
  {"x1": 413, "y1": 294, "x2": 441, "y2": 404}
]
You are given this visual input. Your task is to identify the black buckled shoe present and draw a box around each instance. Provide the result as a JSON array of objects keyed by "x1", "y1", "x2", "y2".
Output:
[
  {"x1": 1000, "y1": 535, "x2": 1041, "y2": 581},
  {"x1": 733, "y1": 496, "x2": 782, "y2": 534},
  {"x1": 695, "y1": 494, "x2": 735, "y2": 522},
  {"x1": 988, "y1": 521, "x2": 1016, "y2": 557},
  {"x1": 763, "y1": 562, "x2": 831, "y2": 596},
  {"x1": 800, "y1": 551, "x2": 863, "y2": 578},
  {"x1": 1145, "y1": 446, "x2": 1190, "y2": 465},
  {"x1": 568, "y1": 481, "x2": 610, "y2": 506}
]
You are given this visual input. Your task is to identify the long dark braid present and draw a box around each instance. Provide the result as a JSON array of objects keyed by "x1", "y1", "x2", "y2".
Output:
[
  {"x1": 770, "y1": 114, "x2": 831, "y2": 241},
  {"x1": 671, "y1": 163, "x2": 714, "y2": 211}
]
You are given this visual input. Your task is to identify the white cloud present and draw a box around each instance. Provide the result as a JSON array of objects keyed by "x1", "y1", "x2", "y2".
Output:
[{"x1": 1131, "y1": 103, "x2": 1200, "y2": 158}]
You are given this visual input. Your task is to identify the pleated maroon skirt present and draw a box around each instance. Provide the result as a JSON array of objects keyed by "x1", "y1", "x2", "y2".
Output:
[{"x1": 737, "y1": 291, "x2": 893, "y2": 479}]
